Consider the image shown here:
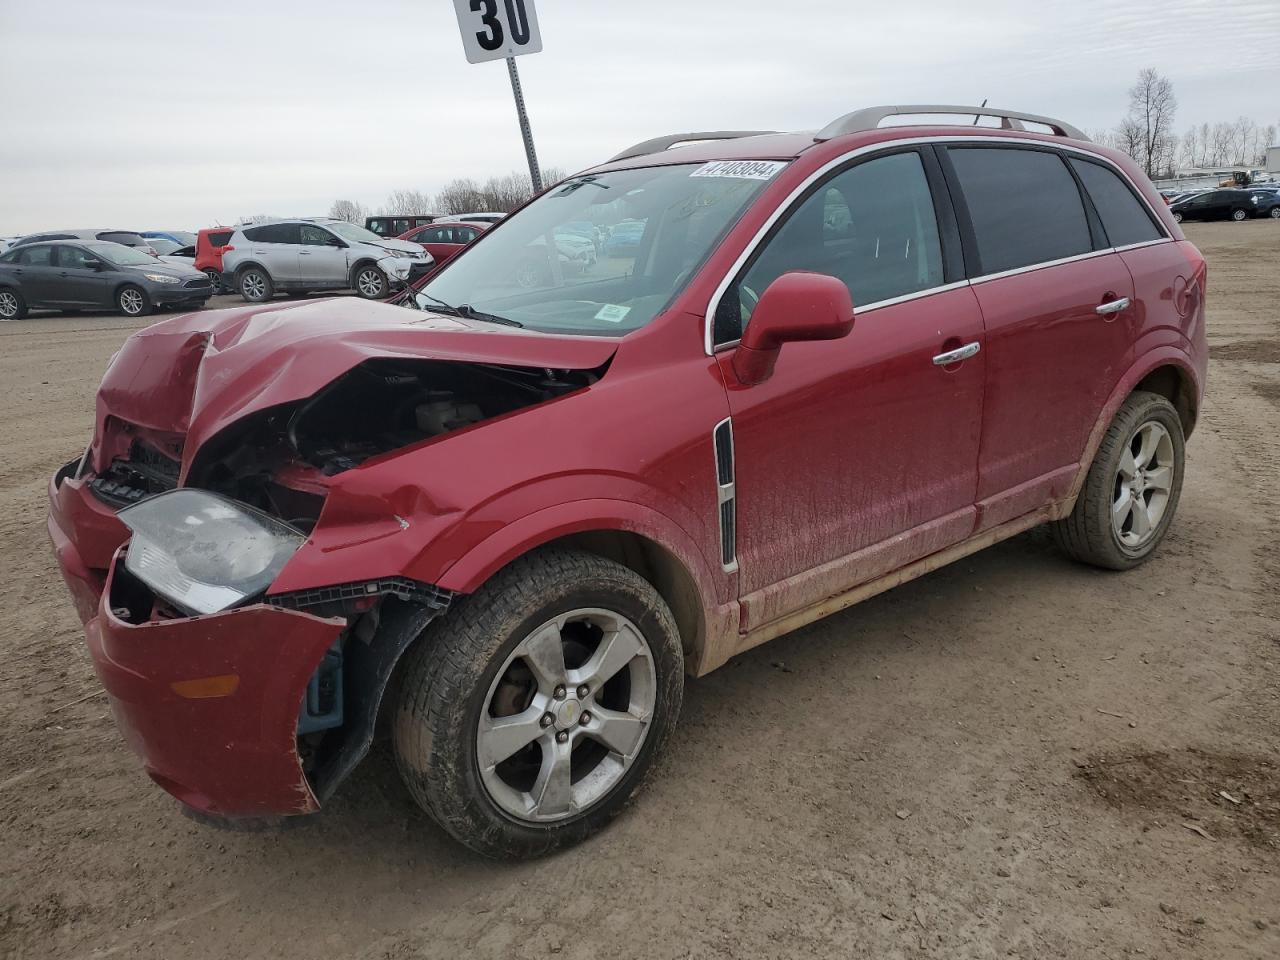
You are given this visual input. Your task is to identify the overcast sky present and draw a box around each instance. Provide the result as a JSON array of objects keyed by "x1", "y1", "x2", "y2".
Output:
[{"x1": 1, "y1": 0, "x2": 1277, "y2": 234}]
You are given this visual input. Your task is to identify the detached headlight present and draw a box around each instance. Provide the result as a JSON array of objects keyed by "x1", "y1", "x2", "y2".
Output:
[
  {"x1": 118, "y1": 489, "x2": 305, "y2": 615},
  {"x1": 143, "y1": 273, "x2": 180, "y2": 284}
]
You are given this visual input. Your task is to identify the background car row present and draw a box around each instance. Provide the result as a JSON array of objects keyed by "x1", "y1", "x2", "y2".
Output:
[{"x1": 1167, "y1": 185, "x2": 1280, "y2": 222}]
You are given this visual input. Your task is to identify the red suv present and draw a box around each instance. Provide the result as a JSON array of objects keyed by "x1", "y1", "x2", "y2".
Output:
[
  {"x1": 47, "y1": 105, "x2": 1206, "y2": 858},
  {"x1": 193, "y1": 227, "x2": 235, "y2": 293}
]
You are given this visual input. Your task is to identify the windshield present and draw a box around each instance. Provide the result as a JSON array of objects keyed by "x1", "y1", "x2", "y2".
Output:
[
  {"x1": 413, "y1": 162, "x2": 785, "y2": 336},
  {"x1": 148, "y1": 238, "x2": 181, "y2": 255},
  {"x1": 330, "y1": 222, "x2": 386, "y2": 243},
  {"x1": 84, "y1": 241, "x2": 158, "y2": 265}
]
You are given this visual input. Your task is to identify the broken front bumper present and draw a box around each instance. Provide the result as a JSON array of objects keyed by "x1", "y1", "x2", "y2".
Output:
[{"x1": 48, "y1": 465, "x2": 344, "y2": 818}]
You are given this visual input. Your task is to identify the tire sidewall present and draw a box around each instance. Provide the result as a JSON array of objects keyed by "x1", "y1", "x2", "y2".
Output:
[
  {"x1": 1100, "y1": 398, "x2": 1186, "y2": 564},
  {"x1": 396, "y1": 556, "x2": 683, "y2": 857},
  {"x1": 354, "y1": 264, "x2": 387, "y2": 299}
]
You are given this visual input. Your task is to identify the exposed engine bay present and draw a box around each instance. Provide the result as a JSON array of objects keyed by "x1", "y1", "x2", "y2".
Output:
[{"x1": 180, "y1": 357, "x2": 603, "y2": 522}]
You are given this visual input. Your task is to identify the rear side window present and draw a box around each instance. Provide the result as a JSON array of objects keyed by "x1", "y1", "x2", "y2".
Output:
[
  {"x1": 243, "y1": 223, "x2": 301, "y2": 243},
  {"x1": 17, "y1": 245, "x2": 54, "y2": 265},
  {"x1": 96, "y1": 231, "x2": 145, "y2": 246},
  {"x1": 207, "y1": 230, "x2": 233, "y2": 247},
  {"x1": 948, "y1": 147, "x2": 1092, "y2": 275},
  {"x1": 1069, "y1": 159, "x2": 1163, "y2": 247}
]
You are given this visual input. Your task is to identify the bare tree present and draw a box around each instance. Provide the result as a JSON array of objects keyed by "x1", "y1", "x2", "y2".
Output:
[
  {"x1": 379, "y1": 188, "x2": 434, "y2": 215},
  {"x1": 434, "y1": 178, "x2": 487, "y2": 215},
  {"x1": 1127, "y1": 68, "x2": 1177, "y2": 177},
  {"x1": 328, "y1": 199, "x2": 366, "y2": 224},
  {"x1": 435, "y1": 167, "x2": 569, "y2": 214}
]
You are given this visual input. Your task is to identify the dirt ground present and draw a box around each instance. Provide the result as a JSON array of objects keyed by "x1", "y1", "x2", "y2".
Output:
[{"x1": 1, "y1": 222, "x2": 1278, "y2": 960}]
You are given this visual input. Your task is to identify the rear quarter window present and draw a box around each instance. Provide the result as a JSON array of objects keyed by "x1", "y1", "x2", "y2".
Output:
[
  {"x1": 207, "y1": 230, "x2": 233, "y2": 247},
  {"x1": 1069, "y1": 159, "x2": 1163, "y2": 247},
  {"x1": 947, "y1": 147, "x2": 1093, "y2": 275},
  {"x1": 95, "y1": 231, "x2": 146, "y2": 246}
]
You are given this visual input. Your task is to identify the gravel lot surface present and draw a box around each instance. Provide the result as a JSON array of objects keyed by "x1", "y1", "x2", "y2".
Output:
[{"x1": 1, "y1": 222, "x2": 1277, "y2": 959}]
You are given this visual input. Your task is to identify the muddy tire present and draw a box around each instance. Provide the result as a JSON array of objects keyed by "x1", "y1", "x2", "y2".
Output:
[
  {"x1": 1052, "y1": 390, "x2": 1185, "y2": 570},
  {"x1": 393, "y1": 548, "x2": 684, "y2": 859}
]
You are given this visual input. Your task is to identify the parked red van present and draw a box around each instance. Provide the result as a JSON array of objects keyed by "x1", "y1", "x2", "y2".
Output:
[{"x1": 48, "y1": 105, "x2": 1206, "y2": 858}]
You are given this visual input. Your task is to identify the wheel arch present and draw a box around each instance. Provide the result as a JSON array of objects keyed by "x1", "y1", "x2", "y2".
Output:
[
  {"x1": 1066, "y1": 350, "x2": 1201, "y2": 508},
  {"x1": 348, "y1": 257, "x2": 381, "y2": 283},
  {"x1": 433, "y1": 500, "x2": 728, "y2": 673},
  {"x1": 232, "y1": 260, "x2": 269, "y2": 277}
]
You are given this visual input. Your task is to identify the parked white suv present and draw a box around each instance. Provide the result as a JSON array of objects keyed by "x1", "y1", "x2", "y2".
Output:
[{"x1": 221, "y1": 219, "x2": 433, "y2": 302}]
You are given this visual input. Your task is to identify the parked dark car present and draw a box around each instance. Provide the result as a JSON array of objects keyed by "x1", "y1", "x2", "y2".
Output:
[
  {"x1": 0, "y1": 240, "x2": 212, "y2": 319},
  {"x1": 13, "y1": 229, "x2": 159, "y2": 256},
  {"x1": 1245, "y1": 189, "x2": 1280, "y2": 219},
  {"x1": 1169, "y1": 189, "x2": 1257, "y2": 223},
  {"x1": 365, "y1": 215, "x2": 440, "y2": 237}
]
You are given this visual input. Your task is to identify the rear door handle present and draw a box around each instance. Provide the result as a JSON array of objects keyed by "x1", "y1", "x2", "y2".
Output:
[
  {"x1": 932, "y1": 342, "x2": 981, "y2": 366},
  {"x1": 1095, "y1": 297, "x2": 1131, "y2": 316}
]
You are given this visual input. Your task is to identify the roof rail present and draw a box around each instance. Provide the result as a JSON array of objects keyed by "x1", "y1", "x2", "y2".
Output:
[
  {"x1": 609, "y1": 130, "x2": 778, "y2": 163},
  {"x1": 814, "y1": 105, "x2": 1088, "y2": 143}
]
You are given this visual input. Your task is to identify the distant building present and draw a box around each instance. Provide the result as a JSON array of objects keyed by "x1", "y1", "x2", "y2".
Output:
[{"x1": 1267, "y1": 146, "x2": 1280, "y2": 177}]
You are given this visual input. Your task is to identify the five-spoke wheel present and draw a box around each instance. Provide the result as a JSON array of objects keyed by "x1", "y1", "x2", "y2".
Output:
[{"x1": 394, "y1": 549, "x2": 683, "y2": 858}]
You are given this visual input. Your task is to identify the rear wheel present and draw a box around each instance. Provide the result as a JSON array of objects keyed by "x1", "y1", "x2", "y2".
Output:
[
  {"x1": 117, "y1": 285, "x2": 152, "y2": 317},
  {"x1": 394, "y1": 548, "x2": 684, "y2": 859},
  {"x1": 1052, "y1": 390, "x2": 1185, "y2": 570},
  {"x1": 354, "y1": 264, "x2": 388, "y2": 299},
  {"x1": 204, "y1": 269, "x2": 223, "y2": 294},
  {"x1": 0, "y1": 288, "x2": 26, "y2": 321},
  {"x1": 238, "y1": 267, "x2": 273, "y2": 303},
  {"x1": 1231, "y1": 208, "x2": 1248, "y2": 222},
  {"x1": 1270, "y1": 207, "x2": 1280, "y2": 220},
  {"x1": 1172, "y1": 211, "x2": 1184, "y2": 223}
]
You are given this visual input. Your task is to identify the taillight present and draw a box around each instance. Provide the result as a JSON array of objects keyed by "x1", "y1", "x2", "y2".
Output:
[{"x1": 221, "y1": 245, "x2": 234, "y2": 252}]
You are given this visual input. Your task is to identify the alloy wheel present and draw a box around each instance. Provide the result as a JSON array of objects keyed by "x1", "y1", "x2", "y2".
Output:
[
  {"x1": 1112, "y1": 420, "x2": 1175, "y2": 549},
  {"x1": 119, "y1": 288, "x2": 145, "y2": 315},
  {"x1": 205, "y1": 269, "x2": 222, "y2": 293},
  {"x1": 0, "y1": 291, "x2": 18, "y2": 319},
  {"x1": 1232, "y1": 209, "x2": 1247, "y2": 221},
  {"x1": 477, "y1": 608, "x2": 657, "y2": 823},
  {"x1": 1270, "y1": 208, "x2": 1280, "y2": 219},
  {"x1": 357, "y1": 268, "x2": 385, "y2": 297},
  {"x1": 242, "y1": 272, "x2": 267, "y2": 300}
]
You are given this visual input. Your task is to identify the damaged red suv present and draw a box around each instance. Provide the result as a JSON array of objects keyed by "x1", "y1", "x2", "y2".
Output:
[{"x1": 48, "y1": 105, "x2": 1207, "y2": 858}]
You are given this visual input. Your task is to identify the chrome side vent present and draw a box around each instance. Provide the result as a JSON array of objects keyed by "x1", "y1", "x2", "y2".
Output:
[{"x1": 713, "y1": 418, "x2": 737, "y2": 572}]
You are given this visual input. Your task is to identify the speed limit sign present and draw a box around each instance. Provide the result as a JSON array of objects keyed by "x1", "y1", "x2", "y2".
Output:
[{"x1": 453, "y1": 0, "x2": 543, "y2": 64}]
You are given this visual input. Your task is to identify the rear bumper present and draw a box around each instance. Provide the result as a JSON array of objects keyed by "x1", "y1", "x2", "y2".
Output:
[{"x1": 48, "y1": 466, "x2": 345, "y2": 818}]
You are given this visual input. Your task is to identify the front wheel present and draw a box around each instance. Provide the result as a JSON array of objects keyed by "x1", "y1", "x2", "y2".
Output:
[
  {"x1": 117, "y1": 285, "x2": 152, "y2": 317},
  {"x1": 1172, "y1": 211, "x2": 1184, "y2": 223},
  {"x1": 354, "y1": 264, "x2": 388, "y2": 299},
  {"x1": 1269, "y1": 207, "x2": 1280, "y2": 220},
  {"x1": 1051, "y1": 390, "x2": 1185, "y2": 570},
  {"x1": 1231, "y1": 208, "x2": 1248, "y2": 222},
  {"x1": 393, "y1": 548, "x2": 684, "y2": 858}
]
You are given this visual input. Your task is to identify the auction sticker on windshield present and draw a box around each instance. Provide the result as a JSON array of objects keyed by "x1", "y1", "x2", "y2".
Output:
[
  {"x1": 594, "y1": 304, "x2": 631, "y2": 323},
  {"x1": 690, "y1": 160, "x2": 787, "y2": 180}
]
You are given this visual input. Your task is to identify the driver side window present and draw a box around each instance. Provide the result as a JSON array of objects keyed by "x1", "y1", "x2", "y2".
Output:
[
  {"x1": 715, "y1": 150, "x2": 944, "y2": 344},
  {"x1": 300, "y1": 224, "x2": 334, "y2": 245}
]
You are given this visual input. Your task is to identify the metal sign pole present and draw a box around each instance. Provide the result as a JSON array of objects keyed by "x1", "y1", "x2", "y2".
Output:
[{"x1": 505, "y1": 56, "x2": 542, "y2": 193}]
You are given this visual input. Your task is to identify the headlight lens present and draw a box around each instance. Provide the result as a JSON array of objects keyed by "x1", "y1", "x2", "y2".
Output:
[
  {"x1": 118, "y1": 489, "x2": 305, "y2": 615},
  {"x1": 143, "y1": 273, "x2": 180, "y2": 284}
]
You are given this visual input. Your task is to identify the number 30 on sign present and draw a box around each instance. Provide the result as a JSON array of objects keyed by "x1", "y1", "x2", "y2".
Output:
[{"x1": 453, "y1": 0, "x2": 543, "y2": 64}]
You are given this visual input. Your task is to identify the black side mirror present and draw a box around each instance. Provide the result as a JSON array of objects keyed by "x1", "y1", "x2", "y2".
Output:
[{"x1": 326, "y1": 237, "x2": 346, "y2": 248}]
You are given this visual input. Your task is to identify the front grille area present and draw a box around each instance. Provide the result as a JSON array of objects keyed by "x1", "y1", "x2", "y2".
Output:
[
  {"x1": 269, "y1": 577, "x2": 453, "y2": 613},
  {"x1": 183, "y1": 277, "x2": 212, "y2": 289},
  {"x1": 88, "y1": 441, "x2": 180, "y2": 506}
]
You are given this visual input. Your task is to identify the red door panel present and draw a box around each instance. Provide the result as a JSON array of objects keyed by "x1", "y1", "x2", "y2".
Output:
[
  {"x1": 971, "y1": 254, "x2": 1135, "y2": 529},
  {"x1": 719, "y1": 285, "x2": 986, "y2": 627}
]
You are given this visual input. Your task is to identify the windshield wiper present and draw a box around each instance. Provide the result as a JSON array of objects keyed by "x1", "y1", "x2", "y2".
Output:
[{"x1": 457, "y1": 304, "x2": 524, "y2": 328}]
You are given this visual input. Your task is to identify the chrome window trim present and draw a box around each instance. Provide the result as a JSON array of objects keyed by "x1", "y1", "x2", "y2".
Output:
[{"x1": 703, "y1": 134, "x2": 1170, "y2": 356}]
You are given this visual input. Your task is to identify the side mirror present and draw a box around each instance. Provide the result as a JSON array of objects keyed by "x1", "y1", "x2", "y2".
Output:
[
  {"x1": 326, "y1": 237, "x2": 346, "y2": 248},
  {"x1": 731, "y1": 271, "x2": 855, "y2": 385}
]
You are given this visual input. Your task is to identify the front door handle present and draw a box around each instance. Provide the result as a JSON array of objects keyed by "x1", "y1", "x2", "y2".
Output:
[
  {"x1": 932, "y1": 342, "x2": 981, "y2": 366},
  {"x1": 1095, "y1": 297, "x2": 1131, "y2": 316}
]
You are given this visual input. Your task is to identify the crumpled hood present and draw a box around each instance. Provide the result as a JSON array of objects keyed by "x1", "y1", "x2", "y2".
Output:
[{"x1": 91, "y1": 297, "x2": 617, "y2": 475}]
